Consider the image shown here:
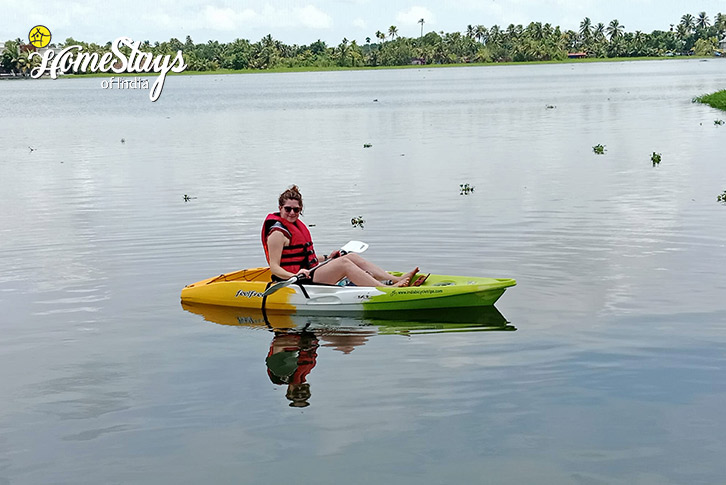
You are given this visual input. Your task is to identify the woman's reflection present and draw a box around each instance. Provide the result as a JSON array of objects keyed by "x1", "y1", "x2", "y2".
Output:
[
  {"x1": 265, "y1": 330, "x2": 319, "y2": 407},
  {"x1": 264, "y1": 328, "x2": 375, "y2": 407},
  {"x1": 180, "y1": 302, "x2": 514, "y2": 408}
]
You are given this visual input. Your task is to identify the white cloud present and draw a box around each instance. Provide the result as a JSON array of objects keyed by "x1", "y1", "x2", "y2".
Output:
[
  {"x1": 396, "y1": 6, "x2": 434, "y2": 26},
  {"x1": 195, "y1": 3, "x2": 332, "y2": 32},
  {"x1": 203, "y1": 6, "x2": 239, "y2": 31},
  {"x1": 353, "y1": 17, "x2": 367, "y2": 29},
  {"x1": 297, "y1": 4, "x2": 333, "y2": 29}
]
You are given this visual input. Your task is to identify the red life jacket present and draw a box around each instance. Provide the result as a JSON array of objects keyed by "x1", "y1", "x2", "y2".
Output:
[{"x1": 262, "y1": 213, "x2": 319, "y2": 273}]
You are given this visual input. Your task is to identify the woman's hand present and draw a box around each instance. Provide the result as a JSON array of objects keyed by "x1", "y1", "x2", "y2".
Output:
[{"x1": 296, "y1": 269, "x2": 311, "y2": 279}]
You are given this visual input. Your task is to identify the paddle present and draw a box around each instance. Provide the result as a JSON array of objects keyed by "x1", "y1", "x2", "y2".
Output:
[{"x1": 262, "y1": 240, "x2": 369, "y2": 297}]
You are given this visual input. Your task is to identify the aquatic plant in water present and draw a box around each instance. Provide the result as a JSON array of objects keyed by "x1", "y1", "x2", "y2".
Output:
[
  {"x1": 693, "y1": 91, "x2": 726, "y2": 112},
  {"x1": 593, "y1": 144, "x2": 606, "y2": 155},
  {"x1": 718, "y1": 191, "x2": 726, "y2": 204},
  {"x1": 715, "y1": 120, "x2": 724, "y2": 126},
  {"x1": 460, "y1": 183, "x2": 475, "y2": 195},
  {"x1": 651, "y1": 152, "x2": 662, "y2": 166},
  {"x1": 363, "y1": 143, "x2": 373, "y2": 148},
  {"x1": 351, "y1": 216, "x2": 365, "y2": 228}
]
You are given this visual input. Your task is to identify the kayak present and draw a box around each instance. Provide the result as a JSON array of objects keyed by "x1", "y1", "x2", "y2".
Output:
[
  {"x1": 181, "y1": 301, "x2": 516, "y2": 334},
  {"x1": 180, "y1": 267, "x2": 516, "y2": 313}
]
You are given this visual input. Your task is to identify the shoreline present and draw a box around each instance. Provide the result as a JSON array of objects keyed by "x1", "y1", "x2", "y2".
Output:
[
  {"x1": 4, "y1": 56, "x2": 721, "y2": 84},
  {"x1": 63, "y1": 55, "x2": 711, "y2": 78}
]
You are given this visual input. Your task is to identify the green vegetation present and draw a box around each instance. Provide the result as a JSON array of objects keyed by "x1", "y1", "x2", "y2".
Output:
[
  {"x1": 2, "y1": 11, "x2": 725, "y2": 75},
  {"x1": 363, "y1": 143, "x2": 373, "y2": 148},
  {"x1": 351, "y1": 216, "x2": 365, "y2": 229},
  {"x1": 651, "y1": 152, "x2": 662, "y2": 166},
  {"x1": 715, "y1": 119, "x2": 725, "y2": 125},
  {"x1": 693, "y1": 91, "x2": 726, "y2": 112},
  {"x1": 460, "y1": 184, "x2": 475, "y2": 195},
  {"x1": 593, "y1": 144, "x2": 606, "y2": 155},
  {"x1": 718, "y1": 191, "x2": 726, "y2": 203}
]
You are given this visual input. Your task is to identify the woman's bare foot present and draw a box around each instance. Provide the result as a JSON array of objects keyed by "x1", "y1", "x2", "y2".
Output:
[{"x1": 392, "y1": 267, "x2": 419, "y2": 287}]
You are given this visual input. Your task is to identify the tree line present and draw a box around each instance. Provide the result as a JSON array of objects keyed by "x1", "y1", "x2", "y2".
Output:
[{"x1": 2, "y1": 12, "x2": 725, "y2": 75}]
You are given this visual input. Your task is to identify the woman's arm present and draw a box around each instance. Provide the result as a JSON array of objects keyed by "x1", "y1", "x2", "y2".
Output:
[{"x1": 267, "y1": 230, "x2": 298, "y2": 279}]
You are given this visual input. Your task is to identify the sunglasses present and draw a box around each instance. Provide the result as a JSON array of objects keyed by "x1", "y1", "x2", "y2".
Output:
[{"x1": 283, "y1": 206, "x2": 301, "y2": 214}]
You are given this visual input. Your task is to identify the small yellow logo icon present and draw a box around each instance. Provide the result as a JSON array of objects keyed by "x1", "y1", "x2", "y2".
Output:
[{"x1": 28, "y1": 25, "x2": 52, "y2": 48}]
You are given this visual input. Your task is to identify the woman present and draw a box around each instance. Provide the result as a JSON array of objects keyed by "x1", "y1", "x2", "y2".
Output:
[{"x1": 262, "y1": 185, "x2": 421, "y2": 287}]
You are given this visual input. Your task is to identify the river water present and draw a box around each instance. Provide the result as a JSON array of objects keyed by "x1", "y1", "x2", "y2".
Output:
[{"x1": 1, "y1": 59, "x2": 725, "y2": 484}]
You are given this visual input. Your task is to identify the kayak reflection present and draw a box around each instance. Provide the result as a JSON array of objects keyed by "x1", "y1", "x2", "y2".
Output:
[
  {"x1": 180, "y1": 302, "x2": 515, "y2": 335},
  {"x1": 181, "y1": 303, "x2": 515, "y2": 407}
]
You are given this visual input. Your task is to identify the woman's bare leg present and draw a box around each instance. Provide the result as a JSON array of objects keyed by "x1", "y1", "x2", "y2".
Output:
[
  {"x1": 313, "y1": 258, "x2": 418, "y2": 287},
  {"x1": 312, "y1": 258, "x2": 381, "y2": 286},
  {"x1": 340, "y1": 253, "x2": 415, "y2": 283}
]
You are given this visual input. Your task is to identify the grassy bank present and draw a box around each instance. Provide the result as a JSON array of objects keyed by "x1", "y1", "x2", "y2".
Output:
[
  {"x1": 175, "y1": 55, "x2": 694, "y2": 75},
  {"x1": 68, "y1": 55, "x2": 702, "y2": 78},
  {"x1": 694, "y1": 90, "x2": 726, "y2": 111}
]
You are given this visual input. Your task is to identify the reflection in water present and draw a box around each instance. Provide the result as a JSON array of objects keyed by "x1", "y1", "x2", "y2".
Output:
[
  {"x1": 182, "y1": 303, "x2": 514, "y2": 407},
  {"x1": 266, "y1": 331, "x2": 319, "y2": 408},
  {"x1": 180, "y1": 302, "x2": 515, "y2": 334}
]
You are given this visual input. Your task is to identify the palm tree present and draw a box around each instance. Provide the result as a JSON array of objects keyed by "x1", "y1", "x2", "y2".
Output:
[
  {"x1": 715, "y1": 13, "x2": 726, "y2": 35},
  {"x1": 16, "y1": 50, "x2": 40, "y2": 76},
  {"x1": 0, "y1": 39, "x2": 21, "y2": 73},
  {"x1": 680, "y1": 14, "x2": 695, "y2": 32},
  {"x1": 488, "y1": 25, "x2": 501, "y2": 46},
  {"x1": 506, "y1": 24, "x2": 522, "y2": 37},
  {"x1": 696, "y1": 12, "x2": 710, "y2": 29},
  {"x1": 675, "y1": 23, "x2": 690, "y2": 40},
  {"x1": 579, "y1": 17, "x2": 593, "y2": 41},
  {"x1": 419, "y1": 18, "x2": 425, "y2": 37},
  {"x1": 528, "y1": 22, "x2": 544, "y2": 41},
  {"x1": 375, "y1": 30, "x2": 385, "y2": 43},
  {"x1": 466, "y1": 24, "x2": 475, "y2": 38},
  {"x1": 261, "y1": 34, "x2": 275, "y2": 49},
  {"x1": 594, "y1": 23, "x2": 606, "y2": 41},
  {"x1": 336, "y1": 38, "x2": 350, "y2": 66},
  {"x1": 606, "y1": 19, "x2": 624, "y2": 41},
  {"x1": 388, "y1": 25, "x2": 398, "y2": 40},
  {"x1": 474, "y1": 25, "x2": 488, "y2": 44}
]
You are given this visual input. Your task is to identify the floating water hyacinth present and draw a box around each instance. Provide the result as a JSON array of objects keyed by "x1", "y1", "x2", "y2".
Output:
[
  {"x1": 460, "y1": 183, "x2": 475, "y2": 195},
  {"x1": 715, "y1": 119, "x2": 724, "y2": 126},
  {"x1": 351, "y1": 216, "x2": 365, "y2": 228},
  {"x1": 651, "y1": 152, "x2": 662, "y2": 166},
  {"x1": 363, "y1": 143, "x2": 372, "y2": 148},
  {"x1": 593, "y1": 144, "x2": 606, "y2": 155},
  {"x1": 718, "y1": 191, "x2": 726, "y2": 204}
]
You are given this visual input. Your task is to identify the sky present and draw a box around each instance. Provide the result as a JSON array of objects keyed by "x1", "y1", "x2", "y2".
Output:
[{"x1": 3, "y1": 0, "x2": 724, "y2": 47}]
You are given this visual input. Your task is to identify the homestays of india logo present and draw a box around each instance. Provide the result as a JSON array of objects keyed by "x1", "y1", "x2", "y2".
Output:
[{"x1": 28, "y1": 26, "x2": 187, "y2": 102}]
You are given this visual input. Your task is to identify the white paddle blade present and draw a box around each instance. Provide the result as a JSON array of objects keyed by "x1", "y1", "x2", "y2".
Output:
[
  {"x1": 341, "y1": 240, "x2": 369, "y2": 254},
  {"x1": 263, "y1": 275, "x2": 299, "y2": 297}
]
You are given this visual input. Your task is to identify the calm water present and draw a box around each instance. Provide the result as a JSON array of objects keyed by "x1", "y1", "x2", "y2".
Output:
[{"x1": 2, "y1": 59, "x2": 726, "y2": 484}]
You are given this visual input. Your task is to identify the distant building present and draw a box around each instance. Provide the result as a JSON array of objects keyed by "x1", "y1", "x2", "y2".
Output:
[
  {"x1": 567, "y1": 52, "x2": 587, "y2": 59},
  {"x1": 719, "y1": 37, "x2": 726, "y2": 50},
  {"x1": 37, "y1": 45, "x2": 63, "y2": 58}
]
